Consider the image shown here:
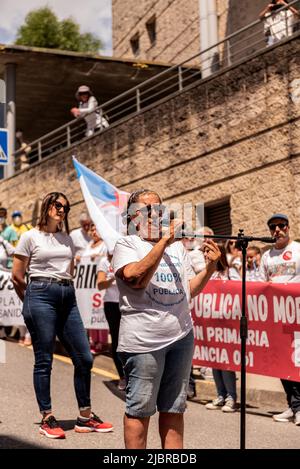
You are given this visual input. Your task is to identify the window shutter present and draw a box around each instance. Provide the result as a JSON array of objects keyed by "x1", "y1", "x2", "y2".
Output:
[{"x1": 205, "y1": 200, "x2": 232, "y2": 236}]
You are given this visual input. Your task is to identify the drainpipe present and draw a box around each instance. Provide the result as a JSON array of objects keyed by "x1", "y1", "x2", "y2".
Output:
[
  {"x1": 199, "y1": 0, "x2": 219, "y2": 78},
  {"x1": 4, "y1": 63, "x2": 16, "y2": 179},
  {"x1": 0, "y1": 79, "x2": 5, "y2": 179}
]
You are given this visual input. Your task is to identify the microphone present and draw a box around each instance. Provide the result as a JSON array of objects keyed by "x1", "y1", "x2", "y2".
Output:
[
  {"x1": 161, "y1": 210, "x2": 186, "y2": 237},
  {"x1": 257, "y1": 237, "x2": 276, "y2": 244}
]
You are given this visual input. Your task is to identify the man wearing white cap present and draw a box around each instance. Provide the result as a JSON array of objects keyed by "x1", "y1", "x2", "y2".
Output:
[
  {"x1": 260, "y1": 213, "x2": 300, "y2": 426},
  {"x1": 70, "y1": 85, "x2": 109, "y2": 137}
]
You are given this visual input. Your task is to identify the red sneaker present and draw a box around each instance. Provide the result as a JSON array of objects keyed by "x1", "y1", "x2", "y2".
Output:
[
  {"x1": 74, "y1": 412, "x2": 113, "y2": 433},
  {"x1": 39, "y1": 415, "x2": 66, "y2": 439}
]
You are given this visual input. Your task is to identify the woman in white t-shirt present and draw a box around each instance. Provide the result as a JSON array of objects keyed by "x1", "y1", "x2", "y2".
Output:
[
  {"x1": 97, "y1": 253, "x2": 125, "y2": 390},
  {"x1": 112, "y1": 189, "x2": 221, "y2": 449},
  {"x1": 12, "y1": 192, "x2": 113, "y2": 439}
]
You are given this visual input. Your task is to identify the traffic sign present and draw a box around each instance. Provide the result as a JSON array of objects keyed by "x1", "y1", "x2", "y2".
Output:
[{"x1": 0, "y1": 128, "x2": 8, "y2": 165}]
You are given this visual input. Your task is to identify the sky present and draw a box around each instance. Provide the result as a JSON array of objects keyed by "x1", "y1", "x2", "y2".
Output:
[{"x1": 0, "y1": 0, "x2": 112, "y2": 55}]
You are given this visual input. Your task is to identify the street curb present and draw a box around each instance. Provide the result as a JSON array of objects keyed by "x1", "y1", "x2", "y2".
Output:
[{"x1": 194, "y1": 379, "x2": 286, "y2": 407}]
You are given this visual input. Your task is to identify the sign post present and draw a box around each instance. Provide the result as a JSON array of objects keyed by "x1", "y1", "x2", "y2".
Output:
[{"x1": 0, "y1": 128, "x2": 8, "y2": 166}]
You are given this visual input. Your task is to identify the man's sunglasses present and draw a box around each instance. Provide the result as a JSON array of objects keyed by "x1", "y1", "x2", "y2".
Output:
[
  {"x1": 137, "y1": 204, "x2": 166, "y2": 218},
  {"x1": 53, "y1": 201, "x2": 70, "y2": 214},
  {"x1": 268, "y1": 222, "x2": 288, "y2": 231}
]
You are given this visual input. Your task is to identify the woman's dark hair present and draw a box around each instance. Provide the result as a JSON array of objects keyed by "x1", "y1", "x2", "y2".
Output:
[
  {"x1": 216, "y1": 243, "x2": 229, "y2": 272},
  {"x1": 124, "y1": 189, "x2": 162, "y2": 232},
  {"x1": 271, "y1": 0, "x2": 286, "y2": 9},
  {"x1": 38, "y1": 192, "x2": 70, "y2": 234}
]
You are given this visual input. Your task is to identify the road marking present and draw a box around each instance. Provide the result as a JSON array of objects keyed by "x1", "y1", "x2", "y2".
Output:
[
  {"x1": 53, "y1": 352, "x2": 119, "y2": 380},
  {"x1": 19, "y1": 343, "x2": 119, "y2": 380}
]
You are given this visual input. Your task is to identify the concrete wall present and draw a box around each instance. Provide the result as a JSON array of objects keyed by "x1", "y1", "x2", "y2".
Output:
[{"x1": 1, "y1": 37, "x2": 300, "y2": 237}]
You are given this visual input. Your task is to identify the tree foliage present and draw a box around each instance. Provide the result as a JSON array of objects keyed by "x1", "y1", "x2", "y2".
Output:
[{"x1": 15, "y1": 7, "x2": 102, "y2": 54}]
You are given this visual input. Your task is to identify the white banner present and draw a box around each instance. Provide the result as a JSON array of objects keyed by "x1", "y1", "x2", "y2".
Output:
[
  {"x1": 0, "y1": 269, "x2": 24, "y2": 326},
  {"x1": 73, "y1": 257, "x2": 109, "y2": 330},
  {"x1": 0, "y1": 261, "x2": 109, "y2": 330}
]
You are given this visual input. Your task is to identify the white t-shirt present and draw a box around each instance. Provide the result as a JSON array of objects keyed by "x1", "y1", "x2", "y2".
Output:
[
  {"x1": 15, "y1": 228, "x2": 75, "y2": 280},
  {"x1": 70, "y1": 228, "x2": 91, "y2": 255},
  {"x1": 264, "y1": 9, "x2": 294, "y2": 41},
  {"x1": 211, "y1": 268, "x2": 240, "y2": 281},
  {"x1": 97, "y1": 257, "x2": 119, "y2": 303},
  {"x1": 187, "y1": 248, "x2": 206, "y2": 273},
  {"x1": 112, "y1": 235, "x2": 195, "y2": 353},
  {"x1": 260, "y1": 241, "x2": 300, "y2": 283},
  {"x1": 246, "y1": 266, "x2": 263, "y2": 282},
  {"x1": 82, "y1": 240, "x2": 107, "y2": 260}
]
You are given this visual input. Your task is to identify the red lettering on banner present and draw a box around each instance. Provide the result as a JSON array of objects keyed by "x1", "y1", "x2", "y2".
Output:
[
  {"x1": 92, "y1": 293, "x2": 103, "y2": 308},
  {"x1": 191, "y1": 280, "x2": 300, "y2": 382}
]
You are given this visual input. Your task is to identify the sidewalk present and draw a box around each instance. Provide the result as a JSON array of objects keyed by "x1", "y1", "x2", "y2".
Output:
[
  {"x1": 92, "y1": 350, "x2": 287, "y2": 409},
  {"x1": 192, "y1": 370, "x2": 286, "y2": 408}
]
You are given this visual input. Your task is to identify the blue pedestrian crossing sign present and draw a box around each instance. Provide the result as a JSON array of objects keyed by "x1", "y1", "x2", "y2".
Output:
[{"x1": 0, "y1": 128, "x2": 8, "y2": 165}]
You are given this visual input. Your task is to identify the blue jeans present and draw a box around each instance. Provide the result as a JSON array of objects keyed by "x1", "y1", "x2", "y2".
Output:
[
  {"x1": 212, "y1": 369, "x2": 237, "y2": 401},
  {"x1": 118, "y1": 330, "x2": 194, "y2": 418},
  {"x1": 22, "y1": 280, "x2": 93, "y2": 413}
]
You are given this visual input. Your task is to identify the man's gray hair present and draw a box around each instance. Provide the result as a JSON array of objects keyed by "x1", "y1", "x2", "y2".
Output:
[
  {"x1": 196, "y1": 226, "x2": 214, "y2": 236},
  {"x1": 79, "y1": 212, "x2": 91, "y2": 222}
]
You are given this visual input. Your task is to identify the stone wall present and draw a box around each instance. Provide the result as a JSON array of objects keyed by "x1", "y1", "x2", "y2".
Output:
[
  {"x1": 112, "y1": 0, "x2": 271, "y2": 64},
  {"x1": 112, "y1": 0, "x2": 200, "y2": 64},
  {"x1": 1, "y1": 36, "x2": 300, "y2": 237}
]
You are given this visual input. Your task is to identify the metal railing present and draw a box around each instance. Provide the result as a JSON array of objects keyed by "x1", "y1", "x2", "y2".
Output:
[{"x1": 13, "y1": 1, "x2": 300, "y2": 173}]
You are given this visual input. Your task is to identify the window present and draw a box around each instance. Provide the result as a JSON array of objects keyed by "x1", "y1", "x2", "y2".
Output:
[
  {"x1": 204, "y1": 199, "x2": 232, "y2": 236},
  {"x1": 146, "y1": 16, "x2": 156, "y2": 45},
  {"x1": 130, "y1": 33, "x2": 140, "y2": 56}
]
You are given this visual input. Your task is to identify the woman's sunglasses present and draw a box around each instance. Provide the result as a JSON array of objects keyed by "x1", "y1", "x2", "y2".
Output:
[
  {"x1": 53, "y1": 201, "x2": 70, "y2": 214},
  {"x1": 137, "y1": 204, "x2": 166, "y2": 218}
]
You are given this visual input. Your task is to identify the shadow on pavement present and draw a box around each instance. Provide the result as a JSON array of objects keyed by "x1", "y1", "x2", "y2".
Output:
[
  {"x1": 33, "y1": 419, "x2": 76, "y2": 432},
  {"x1": 0, "y1": 435, "x2": 48, "y2": 449},
  {"x1": 103, "y1": 380, "x2": 126, "y2": 402},
  {"x1": 188, "y1": 398, "x2": 277, "y2": 419}
]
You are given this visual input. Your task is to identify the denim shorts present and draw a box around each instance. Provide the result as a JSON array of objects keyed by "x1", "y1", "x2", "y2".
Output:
[{"x1": 118, "y1": 329, "x2": 194, "y2": 418}]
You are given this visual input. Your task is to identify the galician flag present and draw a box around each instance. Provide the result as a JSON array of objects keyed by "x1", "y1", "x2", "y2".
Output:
[{"x1": 72, "y1": 156, "x2": 129, "y2": 253}]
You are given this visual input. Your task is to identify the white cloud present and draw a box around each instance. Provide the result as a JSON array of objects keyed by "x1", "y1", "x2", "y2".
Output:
[{"x1": 0, "y1": 0, "x2": 112, "y2": 55}]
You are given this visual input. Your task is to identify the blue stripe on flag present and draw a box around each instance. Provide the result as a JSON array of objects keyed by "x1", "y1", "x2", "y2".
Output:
[{"x1": 73, "y1": 157, "x2": 116, "y2": 202}]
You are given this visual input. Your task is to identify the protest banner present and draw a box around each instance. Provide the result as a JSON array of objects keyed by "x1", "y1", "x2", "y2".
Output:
[
  {"x1": 0, "y1": 260, "x2": 109, "y2": 331},
  {"x1": 191, "y1": 280, "x2": 300, "y2": 382},
  {"x1": 73, "y1": 257, "x2": 109, "y2": 330}
]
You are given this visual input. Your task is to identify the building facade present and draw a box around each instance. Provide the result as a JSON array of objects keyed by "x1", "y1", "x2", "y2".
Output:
[
  {"x1": 0, "y1": 36, "x2": 299, "y2": 239},
  {"x1": 112, "y1": 0, "x2": 269, "y2": 64}
]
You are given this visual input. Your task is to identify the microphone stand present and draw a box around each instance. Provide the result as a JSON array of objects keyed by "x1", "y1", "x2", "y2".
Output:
[{"x1": 184, "y1": 229, "x2": 275, "y2": 450}]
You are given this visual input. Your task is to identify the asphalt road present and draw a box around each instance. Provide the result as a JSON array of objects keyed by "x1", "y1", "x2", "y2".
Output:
[{"x1": 0, "y1": 340, "x2": 299, "y2": 450}]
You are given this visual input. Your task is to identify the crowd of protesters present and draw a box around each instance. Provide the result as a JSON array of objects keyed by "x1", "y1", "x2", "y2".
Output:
[{"x1": 0, "y1": 190, "x2": 299, "y2": 447}]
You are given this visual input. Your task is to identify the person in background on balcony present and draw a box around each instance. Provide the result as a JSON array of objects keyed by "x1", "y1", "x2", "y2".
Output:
[
  {"x1": 70, "y1": 85, "x2": 109, "y2": 138},
  {"x1": 12, "y1": 192, "x2": 113, "y2": 439},
  {"x1": 259, "y1": 0, "x2": 300, "y2": 46}
]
